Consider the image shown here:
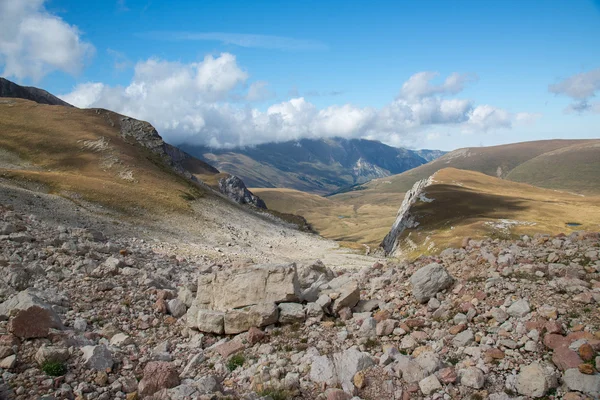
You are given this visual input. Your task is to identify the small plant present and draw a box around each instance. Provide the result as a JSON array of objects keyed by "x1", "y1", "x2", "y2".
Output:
[
  {"x1": 42, "y1": 361, "x2": 67, "y2": 376},
  {"x1": 226, "y1": 354, "x2": 245, "y2": 371},
  {"x1": 364, "y1": 338, "x2": 379, "y2": 349},
  {"x1": 258, "y1": 388, "x2": 289, "y2": 400},
  {"x1": 271, "y1": 329, "x2": 282, "y2": 337},
  {"x1": 284, "y1": 344, "x2": 293, "y2": 352}
]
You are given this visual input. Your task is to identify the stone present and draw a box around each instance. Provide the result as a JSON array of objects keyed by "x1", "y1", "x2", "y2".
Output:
[
  {"x1": 410, "y1": 263, "x2": 454, "y2": 303},
  {"x1": 0, "y1": 354, "x2": 16, "y2": 369},
  {"x1": 110, "y1": 333, "x2": 133, "y2": 347},
  {"x1": 180, "y1": 352, "x2": 205, "y2": 378},
  {"x1": 194, "y1": 263, "x2": 300, "y2": 310},
  {"x1": 461, "y1": 367, "x2": 485, "y2": 389},
  {"x1": 563, "y1": 368, "x2": 600, "y2": 396},
  {"x1": 223, "y1": 303, "x2": 278, "y2": 334},
  {"x1": 137, "y1": 361, "x2": 180, "y2": 397},
  {"x1": 278, "y1": 303, "x2": 305, "y2": 324},
  {"x1": 453, "y1": 330, "x2": 474, "y2": 347},
  {"x1": 353, "y1": 371, "x2": 366, "y2": 389},
  {"x1": 507, "y1": 299, "x2": 531, "y2": 317},
  {"x1": 552, "y1": 346, "x2": 583, "y2": 371},
  {"x1": 332, "y1": 281, "x2": 360, "y2": 313},
  {"x1": 358, "y1": 317, "x2": 377, "y2": 337},
  {"x1": 419, "y1": 374, "x2": 442, "y2": 395},
  {"x1": 310, "y1": 355, "x2": 337, "y2": 387},
  {"x1": 579, "y1": 343, "x2": 595, "y2": 361},
  {"x1": 376, "y1": 319, "x2": 396, "y2": 336},
  {"x1": 491, "y1": 307, "x2": 508, "y2": 323},
  {"x1": 438, "y1": 367, "x2": 457, "y2": 383},
  {"x1": 35, "y1": 345, "x2": 69, "y2": 365},
  {"x1": 394, "y1": 355, "x2": 426, "y2": 383},
  {"x1": 332, "y1": 348, "x2": 375, "y2": 393},
  {"x1": 215, "y1": 340, "x2": 244, "y2": 358},
  {"x1": 579, "y1": 363, "x2": 595, "y2": 374},
  {"x1": 247, "y1": 327, "x2": 265, "y2": 345},
  {"x1": 415, "y1": 352, "x2": 440, "y2": 375},
  {"x1": 81, "y1": 345, "x2": 113, "y2": 371},
  {"x1": 515, "y1": 362, "x2": 555, "y2": 398},
  {"x1": 73, "y1": 318, "x2": 87, "y2": 331},
  {"x1": 325, "y1": 389, "x2": 352, "y2": 400},
  {"x1": 186, "y1": 307, "x2": 224, "y2": 334},
  {"x1": 166, "y1": 299, "x2": 186, "y2": 318},
  {"x1": 0, "y1": 291, "x2": 63, "y2": 338}
]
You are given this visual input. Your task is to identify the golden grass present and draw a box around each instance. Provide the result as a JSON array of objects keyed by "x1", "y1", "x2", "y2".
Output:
[{"x1": 0, "y1": 99, "x2": 212, "y2": 214}]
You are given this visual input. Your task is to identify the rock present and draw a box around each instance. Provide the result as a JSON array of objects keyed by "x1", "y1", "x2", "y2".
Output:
[
  {"x1": 194, "y1": 375, "x2": 221, "y2": 395},
  {"x1": 415, "y1": 352, "x2": 440, "y2": 375},
  {"x1": 81, "y1": 345, "x2": 113, "y2": 371},
  {"x1": 278, "y1": 303, "x2": 305, "y2": 324},
  {"x1": 194, "y1": 263, "x2": 299, "y2": 310},
  {"x1": 218, "y1": 175, "x2": 267, "y2": 209},
  {"x1": 35, "y1": 345, "x2": 69, "y2": 365},
  {"x1": 310, "y1": 355, "x2": 337, "y2": 387},
  {"x1": 332, "y1": 348, "x2": 375, "y2": 393},
  {"x1": 376, "y1": 319, "x2": 396, "y2": 336},
  {"x1": 0, "y1": 354, "x2": 16, "y2": 369},
  {"x1": 410, "y1": 263, "x2": 454, "y2": 303},
  {"x1": 73, "y1": 318, "x2": 87, "y2": 331},
  {"x1": 515, "y1": 362, "x2": 556, "y2": 398},
  {"x1": 553, "y1": 346, "x2": 583, "y2": 371},
  {"x1": 460, "y1": 367, "x2": 485, "y2": 389},
  {"x1": 394, "y1": 355, "x2": 426, "y2": 383},
  {"x1": 332, "y1": 281, "x2": 360, "y2": 313},
  {"x1": 180, "y1": 352, "x2": 205, "y2": 378},
  {"x1": 359, "y1": 317, "x2": 377, "y2": 337},
  {"x1": 224, "y1": 302, "x2": 279, "y2": 334},
  {"x1": 419, "y1": 374, "x2": 442, "y2": 395},
  {"x1": 438, "y1": 367, "x2": 457, "y2": 384},
  {"x1": 187, "y1": 307, "x2": 224, "y2": 334},
  {"x1": 215, "y1": 340, "x2": 244, "y2": 358},
  {"x1": 452, "y1": 329, "x2": 474, "y2": 347},
  {"x1": 563, "y1": 368, "x2": 600, "y2": 396},
  {"x1": 507, "y1": 298, "x2": 531, "y2": 317},
  {"x1": 325, "y1": 389, "x2": 352, "y2": 400},
  {"x1": 579, "y1": 343, "x2": 595, "y2": 361},
  {"x1": 137, "y1": 361, "x2": 180, "y2": 397},
  {"x1": 110, "y1": 333, "x2": 133, "y2": 347},
  {"x1": 353, "y1": 371, "x2": 366, "y2": 389},
  {"x1": 0, "y1": 291, "x2": 63, "y2": 338},
  {"x1": 166, "y1": 298, "x2": 186, "y2": 318},
  {"x1": 579, "y1": 363, "x2": 595, "y2": 375},
  {"x1": 247, "y1": 327, "x2": 265, "y2": 345}
]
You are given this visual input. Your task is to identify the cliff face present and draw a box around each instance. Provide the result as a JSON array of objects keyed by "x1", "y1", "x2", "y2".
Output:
[{"x1": 380, "y1": 177, "x2": 433, "y2": 256}]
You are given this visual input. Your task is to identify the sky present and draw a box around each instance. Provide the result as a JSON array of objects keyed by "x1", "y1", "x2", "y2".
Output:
[{"x1": 1, "y1": 0, "x2": 599, "y2": 151}]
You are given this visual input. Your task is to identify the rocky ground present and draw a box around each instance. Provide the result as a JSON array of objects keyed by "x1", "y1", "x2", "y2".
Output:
[{"x1": 0, "y1": 200, "x2": 600, "y2": 400}]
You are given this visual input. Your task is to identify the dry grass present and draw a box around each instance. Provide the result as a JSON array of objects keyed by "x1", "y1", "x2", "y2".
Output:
[
  {"x1": 394, "y1": 168, "x2": 600, "y2": 259},
  {"x1": 0, "y1": 99, "x2": 213, "y2": 215}
]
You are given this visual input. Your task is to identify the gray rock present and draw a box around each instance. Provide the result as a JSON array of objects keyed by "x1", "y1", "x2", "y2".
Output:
[
  {"x1": 332, "y1": 281, "x2": 360, "y2": 313},
  {"x1": 223, "y1": 303, "x2": 278, "y2": 334},
  {"x1": 310, "y1": 355, "x2": 337, "y2": 387},
  {"x1": 515, "y1": 362, "x2": 557, "y2": 398},
  {"x1": 180, "y1": 352, "x2": 206, "y2": 378},
  {"x1": 452, "y1": 330, "x2": 474, "y2": 347},
  {"x1": 35, "y1": 345, "x2": 69, "y2": 366},
  {"x1": 218, "y1": 175, "x2": 266, "y2": 209},
  {"x1": 278, "y1": 303, "x2": 305, "y2": 324},
  {"x1": 460, "y1": 367, "x2": 485, "y2": 389},
  {"x1": 0, "y1": 290, "x2": 63, "y2": 328},
  {"x1": 393, "y1": 354, "x2": 426, "y2": 383},
  {"x1": 81, "y1": 345, "x2": 113, "y2": 371},
  {"x1": 186, "y1": 305, "x2": 224, "y2": 334},
  {"x1": 194, "y1": 263, "x2": 299, "y2": 310},
  {"x1": 195, "y1": 375, "x2": 221, "y2": 394},
  {"x1": 167, "y1": 298, "x2": 186, "y2": 318},
  {"x1": 415, "y1": 352, "x2": 440, "y2": 375},
  {"x1": 507, "y1": 299, "x2": 531, "y2": 318},
  {"x1": 419, "y1": 374, "x2": 442, "y2": 395},
  {"x1": 358, "y1": 317, "x2": 377, "y2": 337},
  {"x1": 332, "y1": 348, "x2": 375, "y2": 394},
  {"x1": 563, "y1": 368, "x2": 600, "y2": 396},
  {"x1": 73, "y1": 318, "x2": 87, "y2": 332},
  {"x1": 410, "y1": 263, "x2": 454, "y2": 303}
]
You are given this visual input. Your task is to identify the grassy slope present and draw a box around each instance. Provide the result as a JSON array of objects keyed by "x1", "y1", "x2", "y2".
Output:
[
  {"x1": 252, "y1": 187, "x2": 399, "y2": 247},
  {"x1": 394, "y1": 167, "x2": 600, "y2": 259},
  {"x1": 0, "y1": 99, "x2": 216, "y2": 214},
  {"x1": 506, "y1": 140, "x2": 600, "y2": 194}
]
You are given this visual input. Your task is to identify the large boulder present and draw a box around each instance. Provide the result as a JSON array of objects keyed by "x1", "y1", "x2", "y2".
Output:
[
  {"x1": 194, "y1": 263, "x2": 300, "y2": 311},
  {"x1": 310, "y1": 348, "x2": 374, "y2": 394},
  {"x1": 515, "y1": 362, "x2": 558, "y2": 398},
  {"x1": 410, "y1": 263, "x2": 454, "y2": 303},
  {"x1": 223, "y1": 303, "x2": 278, "y2": 334},
  {"x1": 563, "y1": 368, "x2": 600, "y2": 396},
  {"x1": 0, "y1": 291, "x2": 63, "y2": 338},
  {"x1": 186, "y1": 306, "x2": 224, "y2": 334},
  {"x1": 81, "y1": 345, "x2": 113, "y2": 371},
  {"x1": 218, "y1": 175, "x2": 267, "y2": 209},
  {"x1": 138, "y1": 361, "x2": 180, "y2": 397}
]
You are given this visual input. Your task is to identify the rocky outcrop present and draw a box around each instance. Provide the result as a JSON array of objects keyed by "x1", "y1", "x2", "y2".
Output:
[
  {"x1": 218, "y1": 175, "x2": 267, "y2": 209},
  {"x1": 0, "y1": 77, "x2": 73, "y2": 107},
  {"x1": 380, "y1": 177, "x2": 433, "y2": 256}
]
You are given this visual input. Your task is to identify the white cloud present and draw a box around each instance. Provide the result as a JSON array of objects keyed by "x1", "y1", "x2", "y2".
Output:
[
  {"x1": 399, "y1": 71, "x2": 477, "y2": 100},
  {"x1": 0, "y1": 0, "x2": 94, "y2": 81},
  {"x1": 246, "y1": 81, "x2": 274, "y2": 102},
  {"x1": 549, "y1": 68, "x2": 600, "y2": 113},
  {"x1": 61, "y1": 59, "x2": 528, "y2": 148}
]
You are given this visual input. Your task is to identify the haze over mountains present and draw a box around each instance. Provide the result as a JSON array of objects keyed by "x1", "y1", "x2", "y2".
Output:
[{"x1": 183, "y1": 139, "x2": 446, "y2": 194}]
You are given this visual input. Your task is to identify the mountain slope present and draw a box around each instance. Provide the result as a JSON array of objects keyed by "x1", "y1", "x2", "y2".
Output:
[
  {"x1": 0, "y1": 77, "x2": 73, "y2": 107},
  {"x1": 381, "y1": 168, "x2": 600, "y2": 259},
  {"x1": 182, "y1": 138, "x2": 444, "y2": 194}
]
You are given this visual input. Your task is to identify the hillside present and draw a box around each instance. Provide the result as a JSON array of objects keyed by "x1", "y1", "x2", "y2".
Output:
[
  {"x1": 382, "y1": 168, "x2": 600, "y2": 259},
  {"x1": 331, "y1": 139, "x2": 599, "y2": 198},
  {"x1": 182, "y1": 138, "x2": 444, "y2": 194},
  {"x1": 0, "y1": 77, "x2": 74, "y2": 107}
]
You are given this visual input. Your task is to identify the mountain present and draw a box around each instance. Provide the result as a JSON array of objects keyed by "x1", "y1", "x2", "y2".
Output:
[
  {"x1": 0, "y1": 77, "x2": 74, "y2": 107},
  {"x1": 181, "y1": 138, "x2": 445, "y2": 194}
]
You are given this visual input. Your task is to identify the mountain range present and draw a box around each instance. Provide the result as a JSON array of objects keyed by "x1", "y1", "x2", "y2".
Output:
[{"x1": 182, "y1": 139, "x2": 446, "y2": 194}]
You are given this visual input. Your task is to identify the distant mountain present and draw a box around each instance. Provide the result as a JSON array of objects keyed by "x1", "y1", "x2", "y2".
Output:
[
  {"x1": 181, "y1": 138, "x2": 446, "y2": 194},
  {"x1": 0, "y1": 77, "x2": 73, "y2": 107}
]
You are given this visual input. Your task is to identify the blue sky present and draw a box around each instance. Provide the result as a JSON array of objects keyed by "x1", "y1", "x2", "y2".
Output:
[{"x1": 1, "y1": 0, "x2": 599, "y2": 150}]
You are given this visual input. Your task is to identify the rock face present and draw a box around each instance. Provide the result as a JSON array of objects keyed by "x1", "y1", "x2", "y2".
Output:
[
  {"x1": 380, "y1": 177, "x2": 432, "y2": 256},
  {"x1": 218, "y1": 175, "x2": 267, "y2": 209},
  {"x1": 410, "y1": 263, "x2": 454, "y2": 303}
]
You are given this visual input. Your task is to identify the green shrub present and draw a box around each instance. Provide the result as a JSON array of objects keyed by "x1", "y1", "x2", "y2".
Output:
[
  {"x1": 258, "y1": 388, "x2": 288, "y2": 400},
  {"x1": 41, "y1": 361, "x2": 67, "y2": 376},
  {"x1": 226, "y1": 354, "x2": 245, "y2": 371}
]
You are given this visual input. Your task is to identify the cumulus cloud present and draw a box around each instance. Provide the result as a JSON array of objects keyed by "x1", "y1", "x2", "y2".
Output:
[
  {"x1": 549, "y1": 68, "x2": 600, "y2": 113},
  {"x1": 61, "y1": 56, "x2": 527, "y2": 148},
  {"x1": 0, "y1": 0, "x2": 94, "y2": 81}
]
